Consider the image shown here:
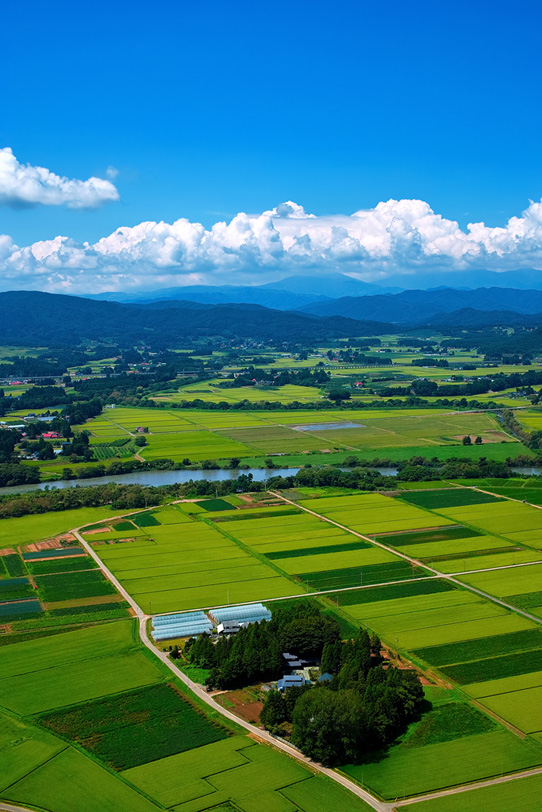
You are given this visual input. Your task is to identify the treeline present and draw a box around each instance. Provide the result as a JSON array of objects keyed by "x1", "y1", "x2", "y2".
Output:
[
  {"x1": 440, "y1": 326, "x2": 542, "y2": 360},
  {"x1": 188, "y1": 601, "x2": 340, "y2": 689},
  {"x1": 334, "y1": 350, "x2": 392, "y2": 365},
  {"x1": 0, "y1": 472, "x2": 267, "y2": 518},
  {"x1": 411, "y1": 357, "x2": 449, "y2": 368},
  {"x1": 501, "y1": 409, "x2": 542, "y2": 450},
  {"x1": 153, "y1": 395, "x2": 504, "y2": 411},
  {"x1": 0, "y1": 451, "x2": 534, "y2": 517},
  {"x1": 381, "y1": 368, "x2": 542, "y2": 399},
  {"x1": 0, "y1": 481, "x2": 176, "y2": 518},
  {"x1": 218, "y1": 367, "x2": 330, "y2": 389}
]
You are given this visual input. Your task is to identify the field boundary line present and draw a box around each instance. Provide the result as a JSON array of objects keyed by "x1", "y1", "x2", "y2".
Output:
[
  {"x1": 268, "y1": 492, "x2": 542, "y2": 627},
  {"x1": 387, "y1": 763, "x2": 542, "y2": 809}
]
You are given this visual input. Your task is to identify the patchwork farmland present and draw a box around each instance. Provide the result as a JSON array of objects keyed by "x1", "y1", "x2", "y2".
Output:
[
  {"x1": 82, "y1": 405, "x2": 516, "y2": 464},
  {"x1": 4, "y1": 480, "x2": 542, "y2": 811}
]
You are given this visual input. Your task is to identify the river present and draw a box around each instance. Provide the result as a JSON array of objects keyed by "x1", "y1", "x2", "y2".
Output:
[{"x1": 0, "y1": 466, "x2": 399, "y2": 496}]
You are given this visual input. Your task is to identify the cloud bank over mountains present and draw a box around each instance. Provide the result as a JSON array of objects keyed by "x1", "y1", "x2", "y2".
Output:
[
  {"x1": 0, "y1": 148, "x2": 119, "y2": 209},
  {"x1": 1, "y1": 196, "x2": 542, "y2": 293}
]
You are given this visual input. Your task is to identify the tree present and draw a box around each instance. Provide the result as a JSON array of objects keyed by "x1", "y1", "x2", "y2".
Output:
[
  {"x1": 462, "y1": 435, "x2": 472, "y2": 445},
  {"x1": 474, "y1": 435, "x2": 483, "y2": 444},
  {"x1": 281, "y1": 615, "x2": 340, "y2": 658},
  {"x1": 260, "y1": 690, "x2": 287, "y2": 729},
  {"x1": 328, "y1": 390, "x2": 351, "y2": 402}
]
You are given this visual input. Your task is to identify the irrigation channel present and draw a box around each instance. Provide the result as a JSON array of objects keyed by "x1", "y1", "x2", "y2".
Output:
[{"x1": 0, "y1": 466, "x2": 399, "y2": 496}]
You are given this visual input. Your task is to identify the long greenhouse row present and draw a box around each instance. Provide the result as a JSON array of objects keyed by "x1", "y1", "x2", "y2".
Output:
[{"x1": 150, "y1": 603, "x2": 272, "y2": 641}]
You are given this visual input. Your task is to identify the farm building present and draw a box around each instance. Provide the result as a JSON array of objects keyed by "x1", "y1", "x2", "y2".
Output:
[
  {"x1": 277, "y1": 675, "x2": 308, "y2": 691},
  {"x1": 217, "y1": 621, "x2": 240, "y2": 635}
]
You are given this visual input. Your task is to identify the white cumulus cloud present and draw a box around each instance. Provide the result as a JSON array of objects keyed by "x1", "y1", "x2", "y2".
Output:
[
  {"x1": 1, "y1": 197, "x2": 542, "y2": 293},
  {"x1": 0, "y1": 147, "x2": 119, "y2": 209}
]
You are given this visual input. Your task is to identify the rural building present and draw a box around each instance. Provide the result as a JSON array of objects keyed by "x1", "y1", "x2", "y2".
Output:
[
  {"x1": 277, "y1": 675, "x2": 307, "y2": 691},
  {"x1": 217, "y1": 621, "x2": 240, "y2": 635}
]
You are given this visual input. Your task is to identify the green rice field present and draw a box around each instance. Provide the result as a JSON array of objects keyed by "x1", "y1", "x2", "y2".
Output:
[{"x1": 79, "y1": 405, "x2": 518, "y2": 463}]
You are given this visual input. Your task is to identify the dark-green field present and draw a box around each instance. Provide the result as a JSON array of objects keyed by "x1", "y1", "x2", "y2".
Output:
[
  {"x1": 331, "y1": 579, "x2": 454, "y2": 606},
  {"x1": 398, "y1": 489, "x2": 503, "y2": 509},
  {"x1": 414, "y1": 629, "x2": 542, "y2": 667},
  {"x1": 39, "y1": 683, "x2": 229, "y2": 770}
]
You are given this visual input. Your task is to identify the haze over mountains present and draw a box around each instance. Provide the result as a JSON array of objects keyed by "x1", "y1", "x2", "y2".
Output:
[
  {"x1": 83, "y1": 269, "x2": 542, "y2": 311},
  {"x1": 5, "y1": 270, "x2": 542, "y2": 346}
]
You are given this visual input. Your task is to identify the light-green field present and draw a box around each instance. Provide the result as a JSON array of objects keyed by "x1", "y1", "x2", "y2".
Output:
[
  {"x1": 0, "y1": 621, "x2": 162, "y2": 714},
  {"x1": 89, "y1": 505, "x2": 303, "y2": 612},
  {"x1": 345, "y1": 730, "x2": 540, "y2": 799},
  {"x1": 79, "y1": 406, "x2": 517, "y2": 463},
  {"x1": 405, "y1": 772, "x2": 542, "y2": 812},
  {"x1": 0, "y1": 507, "x2": 117, "y2": 548}
]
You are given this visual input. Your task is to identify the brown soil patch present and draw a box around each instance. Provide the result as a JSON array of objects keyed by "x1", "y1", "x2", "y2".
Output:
[
  {"x1": 23, "y1": 534, "x2": 76, "y2": 553},
  {"x1": 30, "y1": 553, "x2": 87, "y2": 562},
  {"x1": 43, "y1": 594, "x2": 125, "y2": 610},
  {"x1": 84, "y1": 527, "x2": 112, "y2": 535},
  {"x1": 216, "y1": 689, "x2": 264, "y2": 724},
  {"x1": 381, "y1": 646, "x2": 433, "y2": 686},
  {"x1": 0, "y1": 548, "x2": 16, "y2": 557}
]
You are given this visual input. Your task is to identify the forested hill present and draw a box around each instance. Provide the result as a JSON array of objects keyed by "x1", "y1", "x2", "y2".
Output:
[
  {"x1": 0, "y1": 290, "x2": 390, "y2": 345},
  {"x1": 298, "y1": 287, "x2": 542, "y2": 323}
]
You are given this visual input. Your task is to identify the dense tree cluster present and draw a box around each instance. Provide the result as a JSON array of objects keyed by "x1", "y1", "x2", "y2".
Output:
[
  {"x1": 218, "y1": 368, "x2": 330, "y2": 389},
  {"x1": 187, "y1": 601, "x2": 340, "y2": 690},
  {"x1": 260, "y1": 627, "x2": 423, "y2": 766},
  {"x1": 231, "y1": 617, "x2": 425, "y2": 767}
]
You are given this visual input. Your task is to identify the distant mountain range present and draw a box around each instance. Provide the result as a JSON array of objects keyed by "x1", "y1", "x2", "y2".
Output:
[
  {"x1": 82, "y1": 270, "x2": 542, "y2": 311},
  {"x1": 3, "y1": 285, "x2": 542, "y2": 349},
  {"x1": 297, "y1": 287, "x2": 542, "y2": 323},
  {"x1": 384, "y1": 268, "x2": 542, "y2": 291},
  {"x1": 0, "y1": 291, "x2": 390, "y2": 345},
  {"x1": 84, "y1": 273, "x2": 399, "y2": 310}
]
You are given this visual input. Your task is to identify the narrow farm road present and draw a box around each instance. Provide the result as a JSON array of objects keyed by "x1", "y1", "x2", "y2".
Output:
[
  {"x1": 386, "y1": 763, "x2": 542, "y2": 809},
  {"x1": 72, "y1": 527, "x2": 388, "y2": 812}
]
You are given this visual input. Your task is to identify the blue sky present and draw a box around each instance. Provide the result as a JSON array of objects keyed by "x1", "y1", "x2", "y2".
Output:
[{"x1": 1, "y1": 0, "x2": 542, "y2": 292}]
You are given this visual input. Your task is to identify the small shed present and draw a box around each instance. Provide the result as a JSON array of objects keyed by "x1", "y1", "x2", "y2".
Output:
[{"x1": 317, "y1": 672, "x2": 333, "y2": 684}]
